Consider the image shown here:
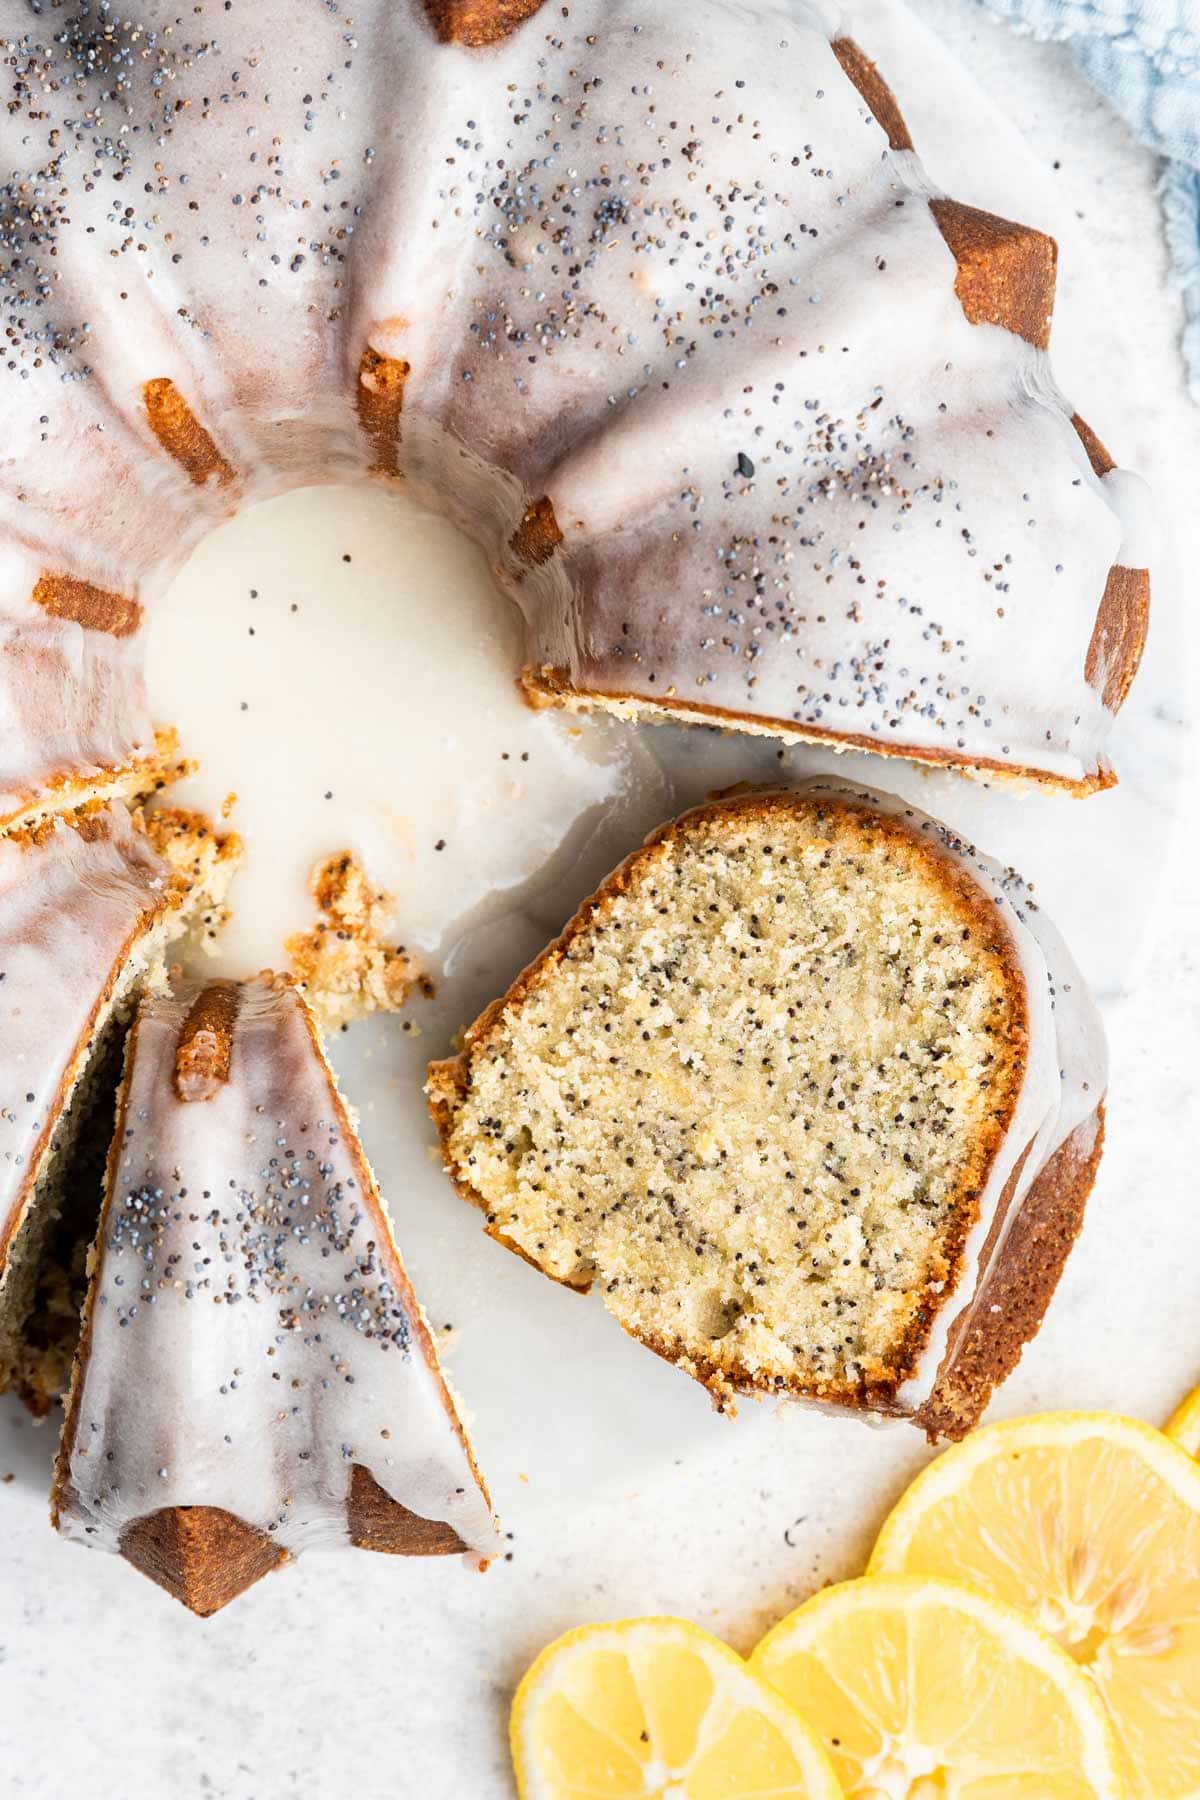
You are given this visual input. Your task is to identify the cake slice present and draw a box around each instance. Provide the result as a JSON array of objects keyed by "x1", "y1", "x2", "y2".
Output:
[
  {"x1": 428, "y1": 784, "x2": 1106, "y2": 1440},
  {"x1": 0, "y1": 803, "x2": 241, "y2": 1413},
  {"x1": 53, "y1": 974, "x2": 495, "y2": 1616}
]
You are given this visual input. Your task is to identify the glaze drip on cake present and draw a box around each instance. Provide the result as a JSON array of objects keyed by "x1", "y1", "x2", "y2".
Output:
[
  {"x1": 0, "y1": 0, "x2": 1148, "y2": 808},
  {"x1": 53, "y1": 976, "x2": 496, "y2": 1613}
]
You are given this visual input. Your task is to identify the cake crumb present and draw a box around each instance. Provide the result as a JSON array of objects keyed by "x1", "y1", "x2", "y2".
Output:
[{"x1": 285, "y1": 850, "x2": 415, "y2": 1030}]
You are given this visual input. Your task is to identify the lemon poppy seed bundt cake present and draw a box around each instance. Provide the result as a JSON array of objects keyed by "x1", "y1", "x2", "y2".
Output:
[
  {"x1": 0, "y1": 0, "x2": 1147, "y2": 817},
  {"x1": 52, "y1": 974, "x2": 496, "y2": 1616},
  {"x1": 0, "y1": 0, "x2": 1135, "y2": 1613},
  {"x1": 428, "y1": 784, "x2": 1107, "y2": 1439}
]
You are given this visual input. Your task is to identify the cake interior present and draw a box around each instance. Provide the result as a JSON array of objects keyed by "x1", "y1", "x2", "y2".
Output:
[
  {"x1": 432, "y1": 800, "x2": 1030, "y2": 1406},
  {"x1": 0, "y1": 811, "x2": 240, "y2": 1412}
]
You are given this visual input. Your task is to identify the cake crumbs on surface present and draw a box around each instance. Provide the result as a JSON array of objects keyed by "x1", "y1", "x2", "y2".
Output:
[
  {"x1": 285, "y1": 850, "x2": 415, "y2": 1031},
  {"x1": 139, "y1": 804, "x2": 243, "y2": 950}
]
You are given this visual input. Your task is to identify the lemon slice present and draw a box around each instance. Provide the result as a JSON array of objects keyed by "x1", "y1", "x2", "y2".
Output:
[
  {"x1": 869, "y1": 1412, "x2": 1200, "y2": 1798},
  {"x1": 1166, "y1": 1385, "x2": 1200, "y2": 1458},
  {"x1": 511, "y1": 1616, "x2": 844, "y2": 1800},
  {"x1": 752, "y1": 1574, "x2": 1122, "y2": 1799}
]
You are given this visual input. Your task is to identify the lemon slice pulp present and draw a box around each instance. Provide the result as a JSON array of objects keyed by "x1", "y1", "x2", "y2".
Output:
[
  {"x1": 870, "y1": 1411, "x2": 1200, "y2": 1798},
  {"x1": 752, "y1": 1574, "x2": 1123, "y2": 1799},
  {"x1": 511, "y1": 1615, "x2": 843, "y2": 1800}
]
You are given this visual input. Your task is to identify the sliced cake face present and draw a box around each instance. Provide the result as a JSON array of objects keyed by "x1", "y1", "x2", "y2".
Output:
[
  {"x1": 429, "y1": 788, "x2": 1106, "y2": 1427},
  {"x1": 54, "y1": 977, "x2": 495, "y2": 1613},
  {"x1": 0, "y1": 804, "x2": 239, "y2": 1412}
]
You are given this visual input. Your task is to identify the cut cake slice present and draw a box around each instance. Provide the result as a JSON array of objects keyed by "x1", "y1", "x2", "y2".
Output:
[
  {"x1": 53, "y1": 973, "x2": 496, "y2": 1616},
  {"x1": 428, "y1": 784, "x2": 1106, "y2": 1440}
]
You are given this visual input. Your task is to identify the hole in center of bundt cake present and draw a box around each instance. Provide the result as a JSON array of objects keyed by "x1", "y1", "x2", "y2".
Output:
[
  {"x1": 146, "y1": 483, "x2": 654, "y2": 981},
  {"x1": 437, "y1": 802, "x2": 1028, "y2": 1407}
]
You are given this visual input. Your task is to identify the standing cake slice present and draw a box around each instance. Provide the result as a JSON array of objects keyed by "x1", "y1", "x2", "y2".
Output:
[
  {"x1": 53, "y1": 974, "x2": 495, "y2": 1616},
  {"x1": 428, "y1": 784, "x2": 1106, "y2": 1440}
]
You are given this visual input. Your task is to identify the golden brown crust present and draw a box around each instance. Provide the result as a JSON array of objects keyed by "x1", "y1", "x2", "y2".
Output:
[
  {"x1": 1071, "y1": 412, "x2": 1116, "y2": 478},
  {"x1": 142, "y1": 378, "x2": 236, "y2": 489},
  {"x1": 119, "y1": 1507, "x2": 289, "y2": 1617},
  {"x1": 914, "y1": 1109, "x2": 1104, "y2": 1440},
  {"x1": 510, "y1": 496, "x2": 564, "y2": 567},
  {"x1": 830, "y1": 37, "x2": 914, "y2": 151},
  {"x1": 928, "y1": 197, "x2": 1058, "y2": 350},
  {"x1": 1085, "y1": 565, "x2": 1150, "y2": 712},
  {"x1": 421, "y1": 0, "x2": 546, "y2": 46},
  {"x1": 1067, "y1": 418, "x2": 1150, "y2": 710},
  {"x1": 429, "y1": 789, "x2": 1037, "y2": 1417},
  {"x1": 520, "y1": 665, "x2": 1116, "y2": 796},
  {"x1": 174, "y1": 980, "x2": 241, "y2": 1102},
  {"x1": 31, "y1": 573, "x2": 142, "y2": 640},
  {"x1": 347, "y1": 1464, "x2": 467, "y2": 1556},
  {"x1": 358, "y1": 346, "x2": 410, "y2": 476}
]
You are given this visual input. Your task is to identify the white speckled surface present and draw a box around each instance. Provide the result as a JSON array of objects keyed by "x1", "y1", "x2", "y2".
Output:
[{"x1": 3, "y1": 2, "x2": 1198, "y2": 1795}]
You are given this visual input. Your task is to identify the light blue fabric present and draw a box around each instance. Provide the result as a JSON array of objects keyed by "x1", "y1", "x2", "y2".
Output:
[{"x1": 975, "y1": 0, "x2": 1200, "y2": 398}]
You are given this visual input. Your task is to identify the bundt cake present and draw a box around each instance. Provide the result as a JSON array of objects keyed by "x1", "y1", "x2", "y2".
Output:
[
  {"x1": 427, "y1": 783, "x2": 1107, "y2": 1440},
  {"x1": 0, "y1": 0, "x2": 1147, "y2": 804},
  {"x1": 52, "y1": 973, "x2": 496, "y2": 1616},
  {"x1": 0, "y1": 802, "x2": 240, "y2": 1414}
]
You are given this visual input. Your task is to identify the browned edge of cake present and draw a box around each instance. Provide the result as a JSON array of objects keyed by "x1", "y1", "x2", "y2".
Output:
[
  {"x1": 426, "y1": 789, "x2": 1073, "y2": 1429},
  {"x1": 913, "y1": 1109, "x2": 1104, "y2": 1439},
  {"x1": 1069, "y1": 415, "x2": 1151, "y2": 711},
  {"x1": 143, "y1": 378, "x2": 237, "y2": 490},
  {"x1": 518, "y1": 668, "x2": 1118, "y2": 797},
  {"x1": 421, "y1": 0, "x2": 547, "y2": 48}
]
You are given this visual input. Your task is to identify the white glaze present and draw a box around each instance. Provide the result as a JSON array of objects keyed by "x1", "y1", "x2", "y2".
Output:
[
  {"x1": 56, "y1": 979, "x2": 496, "y2": 1562},
  {"x1": 1102, "y1": 467, "x2": 1158, "y2": 572},
  {"x1": 0, "y1": 0, "x2": 1144, "y2": 813},
  {"x1": 146, "y1": 484, "x2": 667, "y2": 974},
  {"x1": 0, "y1": 807, "x2": 176, "y2": 1279}
]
